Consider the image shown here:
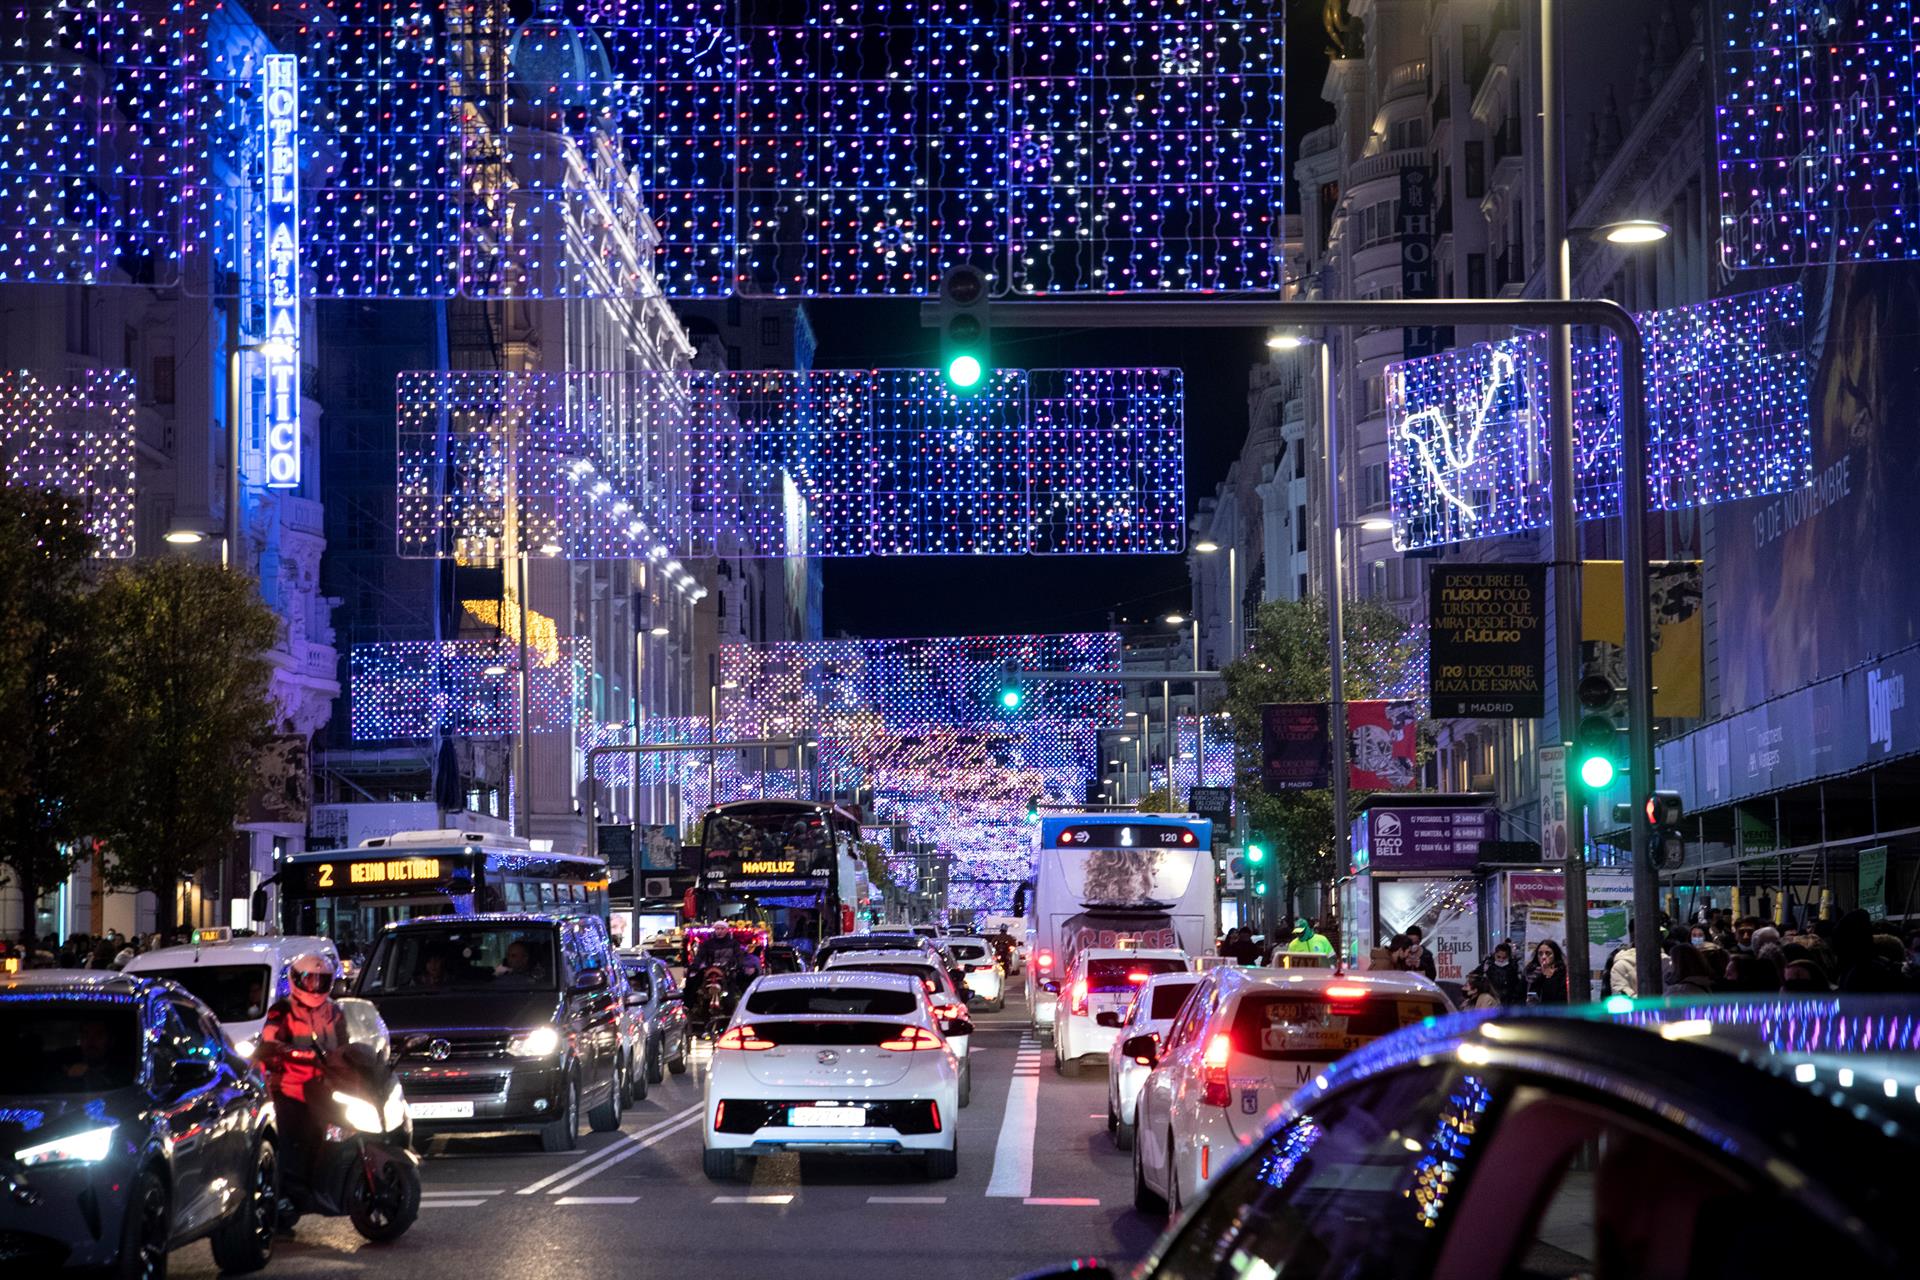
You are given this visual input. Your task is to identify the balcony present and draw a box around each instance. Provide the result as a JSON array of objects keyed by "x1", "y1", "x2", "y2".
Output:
[{"x1": 1386, "y1": 60, "x2": 1428, "y2": 102}]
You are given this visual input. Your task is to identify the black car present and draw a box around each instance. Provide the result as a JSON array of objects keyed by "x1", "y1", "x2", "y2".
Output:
[
  {"x1": 1022, "y1": 996, "x2": 1920, "y2": 1280},
  {"x1": 354, "y1": 914, "x2": 628, "y2": 1152},
  {"x1": 0, "y1": 971, "x2": 279, "y2": 1276}
]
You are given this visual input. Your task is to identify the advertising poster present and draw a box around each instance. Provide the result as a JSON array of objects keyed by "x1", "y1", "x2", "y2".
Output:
[
  {"x1": 1428, "y1": 564, "x2": 1548, "y2": 717},
  {"x1": 1261, "y1": 702, "x2": 1331, "y2": 792},
  {"x1": 1376, "y1": 877, "x2": 1478, "y2": 983},
  {"x1": 1860, "y1": 845, "x2": 1888, "y2": 920},
  {"x1": 1538, "y1": 746, "x2": 1569, "y2": 861},
  {"x1": 1347, "y1": 700, "x2": 1420, "y2": 790},
  {"x1": 245, "y1": 734, "x2": 311, "y2": 825},
  {"x1": 1504, "y1": 871, "x2": 1565, "y2": 955},
  {"x1": 1582, "y1": 561, "x2": 1703, "y2": 717}
]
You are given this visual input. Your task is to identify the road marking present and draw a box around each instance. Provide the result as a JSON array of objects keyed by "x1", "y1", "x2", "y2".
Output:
[
  {"x1": 555, "y1": 1196, "x2": 641, "y2": 1205},
  {"x1": 543, "y1": 1110, "x2": 704, "y2": 1196},
  {"x1": 712, "y1": 1194, "x2": 794, "y2": 1205},
  {"x1": 421, "y1": 1189, "x2": 504, "y2": 1198},
  {"x1": 986, "y1": 1038, "x2": 1041, "y2": 1199},
  {"x1": 868, "y1": 1195, "x2": 946, "y2": 1204},
  {"x1": 419, "y1": 1199, "x2": 490, "y2": 1208},
  {"x1": 514, "y1": 1104, "x2": 702, "y2": 1196},
  {"x1": 1024, "y1": 1197, "x2": 1101, "y2": 1207}
]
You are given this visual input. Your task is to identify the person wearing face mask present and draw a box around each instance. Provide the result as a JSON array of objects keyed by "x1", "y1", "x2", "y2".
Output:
[
  {"x1": 1688, "y1": 925, "x2": 1708, "y2": 947},
  {"x1": 1483, "y1": 941, "x2": 1526, "y2": 1004}
]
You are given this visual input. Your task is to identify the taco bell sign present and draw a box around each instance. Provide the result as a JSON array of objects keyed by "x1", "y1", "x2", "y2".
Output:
[
  {"x1": 261, "y1": 55, "x2": 301, "y2": 489},
  {"x1": 1353, "y1": 805, "x2": 1494, "y2": 872}
]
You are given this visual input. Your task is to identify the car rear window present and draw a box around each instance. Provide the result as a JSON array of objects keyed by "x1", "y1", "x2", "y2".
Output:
[
  {"x1": 947, "y1": 942, "x2": 989, "y2": 961},
  {"x1": 1087, "y1": 957, "x2": 1187, "y2": 992},
  {"x1": 137, "y1": 965, "x2": 273, "y2": 1024},
  {"x1": 1229, "y1": 992, "x2": 1446, "y2": 1061},
  {"x1": 830, "y1": 962, "x2": 943, "y2": 991},
  {"x1": 745, "y1": 986, "x2": 918, "y2": 1017},
  {"x1": 1149, "y1": 980, "x2": 1200, "y2": 1019}
]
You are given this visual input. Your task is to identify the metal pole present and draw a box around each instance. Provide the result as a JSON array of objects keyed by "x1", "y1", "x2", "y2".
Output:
[
  {"x1": 1619, "y1": 324, "x2": 1661, "y2": 992},
  {"x1": 1542, "y1": 0, "x2": 1593, "y2": 1000},
  {"x1": 1228, "y1": 546, "x2": 1239, "y2": 659},
  {"x1": 225, "y1": 312, "x2": 243, "y2": 573},
  {"x1": 1162, "y1": 678, "x2": 1172, "y2": 804},
  {"x1": 1321, "y1": 342, "x2": 1352, "y2": 924},
  {"x1": 515, "y1": 549, "x2": 533, "y2": 840}
]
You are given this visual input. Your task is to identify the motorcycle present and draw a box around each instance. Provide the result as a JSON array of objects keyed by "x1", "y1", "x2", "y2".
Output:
[
  {"x1": 279, "y1": 1041, "x2": 421, "y2": 1242},
  {"x1": 688, "y1": 965, "x2": 739, "y2": 1038}
]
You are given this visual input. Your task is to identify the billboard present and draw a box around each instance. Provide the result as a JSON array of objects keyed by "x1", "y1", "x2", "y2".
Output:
[
  {"x1": 1346, "y1": 700, "x2": 1420, "y2": 791},
  {"x1": 1428, "y1": 564, "x2": 1548, "y2": 718},
  {"x1": 1261, "y1": 703, "x2": 1331, "y2": 792}
]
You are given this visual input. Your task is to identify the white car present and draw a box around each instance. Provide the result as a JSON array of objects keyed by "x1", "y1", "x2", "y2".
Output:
[
  {"x1": 942, "y1": 935, "x2": 1005, "y2": 1011},
  {"x1": 124, "y1": 932, "x2": 343, "y2": 1059},
  {"x1": 1053, "y1": 947, "x2": 1191, "y2": 1075},
  {"x1": 701, "y1": 971, "x2": 964, "y2": 1181},
  {"x1": 1131, "y1": 967, "x2": 1451, "y2": 1214},
  {"x1": 1104, "y1": 970, "x2": 1202, "y2": 1150},
  {"x1": 824, "y1": 948, "x2": 974, "y2": 1105}
]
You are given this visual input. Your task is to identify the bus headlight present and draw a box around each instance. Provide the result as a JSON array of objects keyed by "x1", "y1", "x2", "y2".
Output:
[{"x1": 508, "y1": 1025, "x2": 562, "y2": 1059}]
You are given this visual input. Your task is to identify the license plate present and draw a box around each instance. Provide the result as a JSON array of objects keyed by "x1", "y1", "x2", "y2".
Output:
[
  {"x1": 788, "y1": 1105, "x2": 865, "y2": 1127},
  {"x1": 407, "y1": 1100, "x2": 475, "y2": 1120}
]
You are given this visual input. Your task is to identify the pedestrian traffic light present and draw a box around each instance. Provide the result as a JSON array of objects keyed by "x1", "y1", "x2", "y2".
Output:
[
  {"x1": 997, "y1": 659, "x2": 1022, "y2": 710},
  {"x1": 1252, "y1": 878, "x2": 1269, "y2": 897},
  {"x1": 1246, "y1": 843, "x2": 1266, "y2": 866},
  {"x1": 939, "y1": 265, "x2": 990, "y2": 392},
  {"x1": 1574, "y1": 672, "x2": 1625, "y2": 790},
  {"x1": 1646, "y1": 789, "x2": 1685, "y2": 871}
]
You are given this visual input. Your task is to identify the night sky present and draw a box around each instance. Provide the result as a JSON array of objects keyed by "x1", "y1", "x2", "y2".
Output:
[{"x1": 818, "y1": 3, "x2": 1335, "y2": 641}]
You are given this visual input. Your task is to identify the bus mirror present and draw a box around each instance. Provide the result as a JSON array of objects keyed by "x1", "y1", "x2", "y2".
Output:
[{"x1": 250, "y1": 887, "x2": 269, "y2": 924}]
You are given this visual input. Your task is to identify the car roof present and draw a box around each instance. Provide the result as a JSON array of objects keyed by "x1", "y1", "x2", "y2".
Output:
[
  {"x1": 125, "y1": 935, "x2": 336, "y2": 969},
  {"x1": 1140, "y1": 971, "x2": 1202, "y2": 988},
  {"x1": 0, "y1": 969, "x2": 160, "y2": 1000},
  {"x1": 380, "y1": 912, "x2": 582, "y2": 932},
  {"x1": 825, "y1": 949, "x2": 940, "y2": 967},
  {"x1": 824, "y1": 932, "x2": 930, "y2": 946},
  {"x1": 942, "y1": 935, "x2": 990, "y2": 946}
]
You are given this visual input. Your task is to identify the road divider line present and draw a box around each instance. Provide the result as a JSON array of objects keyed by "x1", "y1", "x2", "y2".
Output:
[
  {"x1": 1024, "y1": 1197, "x2": 1101, "y2": 1207},
  {"x1": 421, "y1": 1189, "x2": 505, "y2": 1198},
  {"x1": 985, "y1": 1049, "x2": 1040, "y2": 1199},
  {"x1": 514, "y1": 1103, "x2": 702, "y2": 1195},
  {"x1": 543, "y1": 1111, "x2": 704, "y2": 1196},
  {"x1": 868, "y1": 1195, "x2": 946, "y2": 1204},
  {"x1": 419, "y1": 1199, "x2": 489, "y2": 1208},
  {"x1": 555, "y1": 1195, "x2": 641, "y2": 1205},
  {"x1": 712, "y1": 1194, "x2": 794, "y2": 1205}
]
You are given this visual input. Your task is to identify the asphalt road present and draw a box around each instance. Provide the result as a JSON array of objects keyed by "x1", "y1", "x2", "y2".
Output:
[{"x1": 173, "y1": 989, "x2": 1166, "y2": 1279}]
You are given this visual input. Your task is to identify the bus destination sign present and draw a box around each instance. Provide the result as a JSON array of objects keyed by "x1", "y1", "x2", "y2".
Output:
[
  {"x1": 1051, "y1": 823, "x2": 1211, "y2": 852},
  {"x1": 288, "y1": 853, "x2": 471, "y2": 896}
]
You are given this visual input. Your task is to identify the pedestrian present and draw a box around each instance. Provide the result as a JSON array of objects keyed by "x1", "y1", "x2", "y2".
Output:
[
  {"x1": 1605, "y1": 942, "x2": 1638, "y2": 998},
  {"x1": 1370, "y1": 933, "x2": 1419, "y2": 973},
  {"x1": 1780, "y1": 957, "x2": 1832, "y2": 993},
  {"x1": 1834, "y1": 910, "x2": 1903, "y2": 993},
  {"x1": 1405, "y1": 925, "x2": 1439, "y2": 981},
  {"x1": 1484, "y1": 941, "x2": 1526, "y2": 1004},
  {"x1": 1284, "y1": 917, "x2": 1334, "y2": 959},
  {"x1": 1666, "y1": 941, "x2": 1716, "y2": 995},
  {"x1": 1526, "y1": 940, "x2": 1569, "y2": 1003},
  {"x1": 1461, "y1": 968, "x2": 1500, "y2": 1010},
  {"x1": 1687, "y1": 923, "x2": 1709, "y2": 947},
  {"x1": 1722, "y1": 953, "x2": 1780, "y2": 992}
]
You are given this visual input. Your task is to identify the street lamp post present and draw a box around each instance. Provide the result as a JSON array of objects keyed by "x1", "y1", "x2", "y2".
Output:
[
  {"x1": 1194, "y1": 540, "x2": 1240, "y2": 663},
  {"x1": 1318, "y1": 341, "x2": 1352, "y2": 926}
]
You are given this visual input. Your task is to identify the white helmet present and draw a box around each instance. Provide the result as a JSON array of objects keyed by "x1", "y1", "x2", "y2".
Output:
[{"x1": 289, "y1": 951, "x2": 337, "y2": 1008}]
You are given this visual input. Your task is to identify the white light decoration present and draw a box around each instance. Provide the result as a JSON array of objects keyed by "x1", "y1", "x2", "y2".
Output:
[
  {"x1": 349, "y1": 637, "x2": 592, "y2": 740},
  {"x1": 1386, "y1": 286, "x2": 1811, "y2": 550},
  {"x1": 0, "y1": 369, "x2": 138, "y2": 557}
]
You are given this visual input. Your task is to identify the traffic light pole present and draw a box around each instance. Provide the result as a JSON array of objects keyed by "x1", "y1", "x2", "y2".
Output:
[{"x1": 988, "y1": 297, "x2": 1662, "y2": 996}]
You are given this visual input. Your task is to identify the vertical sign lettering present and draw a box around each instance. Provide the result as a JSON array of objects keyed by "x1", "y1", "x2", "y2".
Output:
[
  {"x1": 1398, "y1": 167, "x2": 1451, "y2": 359},
  {"x1": 262, "y1": 55, "x2": 301, "y2": 489}
]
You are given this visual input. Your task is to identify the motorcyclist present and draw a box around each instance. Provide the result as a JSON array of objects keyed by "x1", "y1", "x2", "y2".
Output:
[{"x1": 254, "y1": 951, "x2": 347, "y2": 1225}]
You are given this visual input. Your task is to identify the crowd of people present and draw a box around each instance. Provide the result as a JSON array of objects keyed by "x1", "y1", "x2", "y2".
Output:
[
  {"x1": 1602, "y1": 908, "x2": 1920, "y2": 998},
  {"x1": 15, "y1": 929, "x2": 181, "y2": 971}
]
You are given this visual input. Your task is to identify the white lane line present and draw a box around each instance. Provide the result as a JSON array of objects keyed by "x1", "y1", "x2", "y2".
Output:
[
  {"x1": 1025, "y1": 1197, "x2": 1101, "y2": 1207},
  {"x1": 868, "y1": 1195, "x2": 946, "y2": 1204},
  {"x1": 555, "y1": 1196, "x2": 641, "y2": 1205},
  {"x1": 419, "y1": 1199, "x2": 490, "y2": 1208},
  {"x1": 514, "y1": 1104, "x2": 702, "y2": 1196},
  {"x1": 986, "y1": 1047, "x2": 1040, "y2": 1199},
  {"x1": 712, "y1": 1194, "x2": 794, "y2": 1205},
  {"x1": 543, "y1": 1111, "x2": 704, "y2": 1196},
  {"x1": 421, "y1": 1189, "x2": 505, "y2": 1198}
]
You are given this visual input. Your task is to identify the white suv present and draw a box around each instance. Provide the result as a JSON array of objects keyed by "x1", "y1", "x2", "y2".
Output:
[
  {"x1": 1130, "y1": 967, "x2": 1450, "y2": 1214},
  {"x1": 1052, "y1": 948, "x2": 1191, "y2": 1075}
]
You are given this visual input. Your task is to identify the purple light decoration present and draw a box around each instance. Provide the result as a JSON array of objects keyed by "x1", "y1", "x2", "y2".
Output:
[
  {"x1": 1386, "y1": 285, "x2": 1811, "y2": 551},
  {"x1": 396, "y1": 367, "x2": 1186, "y2": 558},
  {"x1": 1714, "y1": 1, "x2": 1920, "y2": 269},
  {"x1": 349, "y1": 637, "x2": 592, "y2": 741},
  {"x1": 0, "y1": 369, "x2": 137, "y2": 557}
]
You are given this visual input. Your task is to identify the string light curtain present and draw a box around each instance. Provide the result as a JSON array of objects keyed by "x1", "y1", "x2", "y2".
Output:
[
  {"x1": 348, "y1": 637, "x2": 593, "y2": 740},
  {"x1": 0, "y1": 369, "x2": 138, "y2": 557},
  {"x1": 1386, "y1": 285, "x2": 1811, "y2": 551},
  {"x1": 396, "y1": 366, "x2": 1186, "y2": 558}
]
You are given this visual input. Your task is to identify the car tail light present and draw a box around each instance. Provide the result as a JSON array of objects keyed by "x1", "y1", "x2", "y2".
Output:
[
  {"x1": 1068, "y1": 978, "x2": 1088, "y2": 1016},
  {"x1": 929, "y1": 1101, "x2": 941, "y2": 1131},
  {"x1": 1202, "y1": 1032, "x2": 1232, "y2": 1107},
  {"x1": 714, "y1": 1025, "x2": 774, "y2": 1052},
  {"x1": 1037, "y1": 949, "x2": 1054, "y2": 972},
  {"x1": 879, "y1": 1026, "x2": 944, "y2": 1052},
  {"x1": 713, "y1": 1101, "x2": 726, "y2": 1129},
  {"x1": 1325, "y1": 984, "x2": 1369, "y2": 1001}
]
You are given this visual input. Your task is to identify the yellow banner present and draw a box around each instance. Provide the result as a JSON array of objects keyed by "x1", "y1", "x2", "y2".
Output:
[{"x1": 1581, "y1": 561, "x2": 1703, "y2": 717}]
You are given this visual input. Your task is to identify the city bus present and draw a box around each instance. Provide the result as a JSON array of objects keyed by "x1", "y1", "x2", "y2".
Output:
[
  {"x1": 692, "y1": 799, "x2": 867, "y2": 950},
  {"x1": 274, "y1": 829, "x2": 610, "y2": 961},
  {"x1": 1020, "y1": 813, "x2": 1215, "y2": 1033}
]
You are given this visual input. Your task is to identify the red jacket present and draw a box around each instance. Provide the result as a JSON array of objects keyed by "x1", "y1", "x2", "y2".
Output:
[{"x1": 256, "y1": 997, "x2": 344, "y2": 1101}]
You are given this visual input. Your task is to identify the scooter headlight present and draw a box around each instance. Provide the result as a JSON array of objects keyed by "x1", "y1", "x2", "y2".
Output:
[
  {"x1": 331, "y1": 1090, "x2": 385, "y2": 1134},
  {"x1": 381, "y1": 1082, "x2": 406, "y2": 1132}
]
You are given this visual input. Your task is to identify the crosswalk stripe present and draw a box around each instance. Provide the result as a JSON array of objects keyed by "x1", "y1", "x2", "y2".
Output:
[
  {"x1": 1024, "y1": 1197, "x2": 1101, "y2": 1207},
  {"x1": 986, "y1": 1050, "x2": 1040, "y2": 1199},
  {"x1": 419, "y1": 1199, "x2": 489, "y2": 1208},
  {"x1": 712, "y1": 1194, "x2": 794, "y2": 1205}
]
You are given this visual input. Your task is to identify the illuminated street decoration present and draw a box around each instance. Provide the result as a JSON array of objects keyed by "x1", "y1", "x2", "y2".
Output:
[
  {"x1": 1715, "y1": 1, "x2": 1920, "y2": 268},
  {"x1": 396, "y1": 368, "x2": 1186, "y2": 558},
  {"x1": 260, "y1": 55, "x2": 303, "y2": 488},
  {"x1": 0, "y1": 1, "x2": 1281, "y2": 297},
  {"x1": 349, "y1": 638, "x2": 591, "y2": 740},
  {"x1": 0, "y1": 369, "x2": 138, "y2": 557},
  {"x1": 1387, "y1": 286, "x2": 1810, "y2": 550}
]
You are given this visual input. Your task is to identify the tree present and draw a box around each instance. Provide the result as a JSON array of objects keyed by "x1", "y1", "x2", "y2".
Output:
[
  {"x1": 0, "y1": 488, "x2": 111, "y2": 941},
  {"x1": 1219, "y1": 597, "x2": 1422, "y2": 915},
  {"x1": 1134, "y1": 785, "x2": 1177, "y2": 814},
  {"x1": 91, "y1": 559, "x2": 281, "y2": 934}
]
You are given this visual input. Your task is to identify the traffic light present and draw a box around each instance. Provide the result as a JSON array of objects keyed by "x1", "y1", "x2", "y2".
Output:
[
  {"x1": 1252, "y1": 878, "x2": 1269, "y2": 897},
  {"x1": 1646, "y1": 790, "x2": 1685, "y2": 871},
  {"x1": 997, "y1": 659, "x2": 1022, "y2": 710},
  {"x1": 1025, "y1": 795, "x2": 1040, "y2": 822},
  {"x1": 1574, "y1": 672, "x2": 1624, "y2": 790},
  {"x1": 939, "y1": 265, "x2": 990, "y2": 391},
  {"x1": 1246, "y1": 842, "x2": 1267, "y2": 867}
]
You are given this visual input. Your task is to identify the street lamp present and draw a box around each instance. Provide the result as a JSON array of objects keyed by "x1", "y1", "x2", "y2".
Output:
[
  {"x1": 1266, "y1": 332, "x2": 1308, "y2": 351},
  {"x1": 1587, "y1": 219, "x2": 1670, "y2": 246},
  {"x1": 1358, "y1": 515, "x2": 1395, "y2": 533},
  {"x1": 1194, "y1": 538, "x2": 1240, "y2": 659}
]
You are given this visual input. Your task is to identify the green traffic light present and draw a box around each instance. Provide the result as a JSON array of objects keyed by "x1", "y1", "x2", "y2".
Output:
[
  {"x1": 1578, "y1": 753, "x2": 1617, "y2": 789},
  {"x1": 1253, "y1": 880, "x2": 1269, "y2": 897},
  {"x1": 1246, "y1": 843, "x2": 1266, "y2": 865},
  {"x1": 999, "y1": 687, "x2": 1021, "y2": 709},
  {"x1": 946, "y1": 354, "x2": 984, "y2": 389}
]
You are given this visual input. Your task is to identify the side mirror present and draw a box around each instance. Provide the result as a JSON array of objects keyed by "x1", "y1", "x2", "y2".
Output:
[
  {"x1": 250, "y1": 887, "x2": 270, "y2": 923},
  {"x1": 572, "y1": 969, "x2": 610, "y2": 995},
  {"x1": 1120, "y1": 1034, "x2": 1157, "y2": 1065},
  {"x1": 939, "y1": 1018, "x2": 974, "y2": 1038},
  {"x1": 1095, "y1": 1011, "x2": 1123, "y2": 1029}
]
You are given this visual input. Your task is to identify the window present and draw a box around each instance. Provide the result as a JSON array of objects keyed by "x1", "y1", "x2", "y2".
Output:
[
  {"x1": 1388, "y1": 118, "x2": 1425, "y2": 151},
  {"x1": 1362, "y1": 463, "x2": 1389, "y2": 511},
  {"x1": 1464, "y1": 142, "x2": 1486, "y2": 198},
  {"x1": 138, "y1": 965, "x2": 272, "y2": 1024},
  {"x1": 744, "y1": 986, "x2": 918, "y2": 1016},
  {"x1": 1155, "y1": 1067, "x2": 1491, "y2": 1280},
  {"x1": 1368, "y1": 560, "x2": 1388, "y2": 598},
  {"x1": 1295, "y1": 506, "x2": 1308, "y2": 552},
  {"x1": 1149, "y1": 980, "x2": 1201, "y2": 1020},
  {"x1": 1467, "y1": 253, "x2": 1488, "y2": 298},
  {"x1": 760, "y1": 315, "x2": 782, "y2": 346},
  {"x1": 1363, "y1": 376, "x2": 1387, "y2": 419}
]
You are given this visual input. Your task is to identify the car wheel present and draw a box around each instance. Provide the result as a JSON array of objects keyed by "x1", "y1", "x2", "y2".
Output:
[
  {"x1": 958, "y1": 1062, "x2": 972, "y2": 1108},
  {"x1": 1054, "y1": 1048, "x2": 1077, "y2": 1077},
  {"x1": 588, "y1": 1062, "x2": 623, "y2": 1132},
  {"x1": 923, "y1": 1143, "x2": 958, "y2": 1181},
  {"x1": 702, "y1": 1147, "x2": 740, "y2": 1181},
  {"x1": 1131, "y1": 1128, "x2": 1165, "y2": 1215},
  {"x1": 630, "y1": 1045, "x2": 650, "y2": 1102},
  {"x1": 1115, "y1": 1116, "x2": 1135, "y2": 1151},
  {"x1": 208, "y1": 1137, "x2": 277, "y2": 1273},
  {"x1": 116, "y1": 1164, "x2": 171, "y2": 1280},
  {"x1": 1106, "y1": 1101, "x2": 1118, "y2": 1135},
  {"x1": 1168, "y1": 1132, "x2": 1184, "y2": 1214},
  {"x1": 541, "y1": 1074, "x2": 581, "y2": 1152},
  {"x1": 667, "y1": 1041, "x2": 690, "y2": 1076},
  {"x1": 646, "y1": 1032, "x2": 665, "y2": 1084}
]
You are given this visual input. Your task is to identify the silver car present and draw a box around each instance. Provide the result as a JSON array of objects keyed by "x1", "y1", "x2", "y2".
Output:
[{"x1": 616, "y1": 950, "x2": 690, "y2": 1093}]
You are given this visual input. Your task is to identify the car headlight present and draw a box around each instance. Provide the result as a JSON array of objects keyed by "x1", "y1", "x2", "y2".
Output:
[
  {"x1": 508, "y1": 1025, "x2": 562, "y2": 1058},
  {"x1": 331, "y1": 1090, "x2": 385, "y2": 1134},
  {"x1": 381, "y1": 1082, "x2": 406, "y2": 1132},
  {"x1": 16, "y1": 1125, "x2": 118, "y2": 1167}
]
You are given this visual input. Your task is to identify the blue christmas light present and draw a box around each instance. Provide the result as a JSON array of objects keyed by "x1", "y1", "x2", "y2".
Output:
[{"x1": 349, "y1": 638, "x2": 592, "y2": 741}]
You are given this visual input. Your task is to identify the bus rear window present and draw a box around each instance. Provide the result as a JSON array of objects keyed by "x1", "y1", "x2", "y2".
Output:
[
  {"x1": 1087, "y1": 958, "x2": 1187, "y2": 992},
  {"x1": 1229, "y1": 993, "x2": 1445, "y2": 1061}
]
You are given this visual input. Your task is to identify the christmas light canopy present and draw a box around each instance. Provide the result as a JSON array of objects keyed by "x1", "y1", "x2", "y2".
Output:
[{"x1": 0, "y1": 369, "x2": 138, "y2": 558}]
